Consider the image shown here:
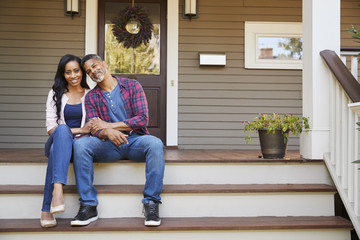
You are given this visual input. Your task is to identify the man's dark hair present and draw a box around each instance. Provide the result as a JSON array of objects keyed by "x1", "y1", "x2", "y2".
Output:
[{"x1": 81, "y1": 54, "x2": 103, "y2": 68}]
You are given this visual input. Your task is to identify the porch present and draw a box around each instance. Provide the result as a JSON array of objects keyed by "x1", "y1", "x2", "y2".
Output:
[{"x1": 0, "y1": 148, "x2": 354, "y2": 239}]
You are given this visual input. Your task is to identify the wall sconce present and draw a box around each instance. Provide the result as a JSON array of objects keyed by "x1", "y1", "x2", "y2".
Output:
[
  {"x1": 65, "y1": 0, "x2": 80, "y2": 17},
  {"x1": 183, "y1": 0, "x2": 198, "y2": 19}
]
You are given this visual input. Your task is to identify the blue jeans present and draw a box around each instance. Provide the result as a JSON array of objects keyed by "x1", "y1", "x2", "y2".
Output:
[
  {"x1": 41, "y1": 125, "x2": 73, "y2": 212},
  {"x1": 73, "y1": 133, "x2": 164, "y2": 206}
]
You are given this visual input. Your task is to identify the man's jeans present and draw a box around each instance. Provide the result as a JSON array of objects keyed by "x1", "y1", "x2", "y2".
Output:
[
  {"x1": 73, "y1": 133, "x2": 165, "y2": 206},
  {"x1": 42, "y1": 125, "x2": 73, "y2": 212}
]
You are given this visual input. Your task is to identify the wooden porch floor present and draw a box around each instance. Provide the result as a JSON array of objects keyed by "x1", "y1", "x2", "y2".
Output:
[{"x1": 0, "y1": 148, "x2": 318, "y2": 163}]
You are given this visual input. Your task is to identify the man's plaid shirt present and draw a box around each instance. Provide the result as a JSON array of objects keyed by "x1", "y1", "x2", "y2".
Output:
[{"x1": 85, "y1": 76, "x2": 149, "y2": 136}]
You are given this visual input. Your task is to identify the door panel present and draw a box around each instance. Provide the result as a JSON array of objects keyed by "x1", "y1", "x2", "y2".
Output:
[{"x1": 98, "y1": 0, "x2": 166, "y2": 143}]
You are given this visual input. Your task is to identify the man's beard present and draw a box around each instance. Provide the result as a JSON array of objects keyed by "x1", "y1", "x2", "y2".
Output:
[{"x1": 92, "y1": 69, "x2": 105, "y2": 83}]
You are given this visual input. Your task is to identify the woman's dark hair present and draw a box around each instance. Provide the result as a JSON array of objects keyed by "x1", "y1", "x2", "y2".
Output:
[{"x1": 52, "y1": 54, "x2": 89, "y2": 124}]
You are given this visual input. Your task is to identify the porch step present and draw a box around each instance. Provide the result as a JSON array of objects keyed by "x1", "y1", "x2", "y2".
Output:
[
  {"x1": 0, "y1": 216, "x2": 352, "y2": 232},
  {"x1": 0, "y1": 217, "x2": 352, "y2": 240},
  {"x1": 0, "y1": 149, "x2": 311, "y2": 163},
  {"x1": 0, "y1": 149, "x2": 348, "y2": 239},
  {"x1": 0, "y1": 149, "x2": 333, "y2": 185},
  {"x1": 0, "y1": 184, "x2": 336, "y2": 219}
]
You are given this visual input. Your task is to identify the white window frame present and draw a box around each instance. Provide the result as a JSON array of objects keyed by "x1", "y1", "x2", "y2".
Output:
[{"x1": 245, "y1": 22, "x2": 303, "y2": 69}]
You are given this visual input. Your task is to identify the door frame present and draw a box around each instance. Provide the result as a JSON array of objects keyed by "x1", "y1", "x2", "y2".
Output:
[
  {"x1": 84, "y1": 0, "x2": 178, "y2": 146},
  {"x1": 98, "y1": 0, "x2": 167, "y2": 143}
]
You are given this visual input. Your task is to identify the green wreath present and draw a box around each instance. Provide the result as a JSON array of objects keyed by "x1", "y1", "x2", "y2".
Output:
[{"x1": 112, "y1": 6, "x2": 154, "y2": 49}]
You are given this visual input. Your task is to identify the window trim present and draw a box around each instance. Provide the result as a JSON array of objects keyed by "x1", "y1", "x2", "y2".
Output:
[{"x1": 244, "y1": 22, "x2": 303, "y2": 69}]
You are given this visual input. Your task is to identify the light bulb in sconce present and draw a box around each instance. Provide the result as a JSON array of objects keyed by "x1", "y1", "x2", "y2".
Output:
[{"x1": 126, "y1": 18, "x2": 140, "y2": 34}]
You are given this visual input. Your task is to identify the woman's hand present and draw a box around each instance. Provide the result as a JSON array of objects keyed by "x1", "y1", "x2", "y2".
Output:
[
  {"x1": 47, "y1": 126, "x2": 56, "y2": 136},
  {"x1": 80, "y1": 120, "x2": 93, "y2": 134}
]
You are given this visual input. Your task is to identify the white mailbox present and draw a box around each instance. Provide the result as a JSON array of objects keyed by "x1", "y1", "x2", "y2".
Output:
[{"x1": 199, "y1": 53, "x2": 226, "y2": 66}]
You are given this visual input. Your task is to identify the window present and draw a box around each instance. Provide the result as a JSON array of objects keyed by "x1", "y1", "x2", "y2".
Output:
[
  {"x1": 245, "y1": 22, "x2": 302, "y2": 69},
  {"x1": 104, "y1": 2, "x2": 160, "y2": 75}
]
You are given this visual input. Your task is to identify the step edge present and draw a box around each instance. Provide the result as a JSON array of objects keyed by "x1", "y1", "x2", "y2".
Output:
[
  {"x1": 0, "y1": 184, "x2": 337, "y2": 194},
  {"x1": 0, "y1": 217, "x2": 353, "y2": 232}
]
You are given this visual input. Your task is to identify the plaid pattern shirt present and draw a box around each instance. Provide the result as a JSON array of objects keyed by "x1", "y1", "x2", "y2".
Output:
[{"x1": 85, "y1": 76, "x2": 149, "y2": 136}]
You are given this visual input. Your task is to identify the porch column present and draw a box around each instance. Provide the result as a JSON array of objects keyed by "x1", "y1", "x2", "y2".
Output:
[
  {"x1": 301, "y1": 0, "x2": 340, "y2": 159},
  {"x1": 166, "y1": 0, "x2": 179, "y2": 146},
  {"x1": 85, "y1": 0, "x2": 98, "y2": 89}
]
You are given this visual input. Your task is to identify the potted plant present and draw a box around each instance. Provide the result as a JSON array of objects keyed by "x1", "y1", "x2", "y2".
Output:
[{"x1": 244, "y1": 113, "x2": 310, "y2": 159}]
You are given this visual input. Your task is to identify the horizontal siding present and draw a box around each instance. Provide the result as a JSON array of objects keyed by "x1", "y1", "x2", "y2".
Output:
[
  {"x1": 178, "y1": 0, "x2": 302, "y2": 149},
  {"x1": 179, "y1": 99, "x2": 302, "y2": 107},
  {"x1": 179, "y1": 90, "x2": 302, "y2": 99},
  {"x1": 178, "y1": 0, "x2": 360, "y2": 150},
  {"x1": 1, "y1": 0, "x2": 359, "y2": 149},
  {"x1": 341, "y1": 0, "x2": 360, "y2": 48},
  {"x1": 0, "y1": 0, "x2": 86, "y2": 148},
  {"x1": 341, "y1": 1, "x2": 360, "y2": 82}
]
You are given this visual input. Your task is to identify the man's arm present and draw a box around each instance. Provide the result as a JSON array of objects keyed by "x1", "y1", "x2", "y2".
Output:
[
  {"x1": 90, "y1": 80, "x2": 148, "y2": 135},
  {"x1": 85, "y1": 93, "x2": 104, "y2": 137},
  {"x1": 90, "y1": 118, "x2": 132, "y2": 134},
  {"x1": 122, "y1": 80, "x2": 149, "y2": 130},
  {"x1": 86, "y1": 91, "x2": 129, "y2": 146}
]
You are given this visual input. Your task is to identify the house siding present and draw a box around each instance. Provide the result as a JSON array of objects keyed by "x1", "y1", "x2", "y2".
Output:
[
  {"x1": 0, "y1": 0, "x2": 360, "y2": 149},
  {"x1": 0, "y1": 0, "x2": 85, "y2": 148},
  {"x1": 178, "y1": 0, "x2": 360, "y2": 150}
]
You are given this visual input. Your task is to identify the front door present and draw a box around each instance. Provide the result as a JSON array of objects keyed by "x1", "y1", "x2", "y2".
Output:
[{"x1": 98, "y1": 0, "x2": 167, "y2": 143}]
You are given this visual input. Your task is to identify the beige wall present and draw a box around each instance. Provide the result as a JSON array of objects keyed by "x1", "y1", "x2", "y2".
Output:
[
  {"x1": 0, "y1": 0, "x2": 85, "y2": 148},
  {"x1": 178, "y1": 0, "x2": 360, "y2": 150}
]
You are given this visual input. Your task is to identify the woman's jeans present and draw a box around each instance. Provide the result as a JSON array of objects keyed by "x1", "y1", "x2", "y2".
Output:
[
  {"x1": 73, "y1": 133, "x2": 165, "y2": 206},
  {"x1": 41, "y1": 125, "x2": 73, "y2": 212}
]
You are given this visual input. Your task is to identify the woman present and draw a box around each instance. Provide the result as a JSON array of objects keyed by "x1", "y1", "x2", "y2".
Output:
[{"x1": 40, "y1": 54, "x2": 91, "y2": 228}]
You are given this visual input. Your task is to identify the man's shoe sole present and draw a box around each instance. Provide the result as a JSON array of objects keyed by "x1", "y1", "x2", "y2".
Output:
[
  {"x1": 144, "y1": 219, "x2": 161, "y2": 226},
  {"x1": 71, "y1": 216, "x2": 98, "y2": 226}
]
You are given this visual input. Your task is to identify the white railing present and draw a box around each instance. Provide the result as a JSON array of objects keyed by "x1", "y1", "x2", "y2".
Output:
[{"x1": 324, "y1": 49, "x2": 360, "y2": 237}]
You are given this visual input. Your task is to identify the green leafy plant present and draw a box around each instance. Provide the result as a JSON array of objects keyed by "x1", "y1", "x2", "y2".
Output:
[
  {"x1": 347, "y1": 25, "x2": 360, "y2": 44},
  {"x1": 243, "y1": 113, "x2": 310, "y2": 143}
]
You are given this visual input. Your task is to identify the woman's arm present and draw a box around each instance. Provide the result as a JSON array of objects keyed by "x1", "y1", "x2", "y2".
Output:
[
  {"x1": 70, "y1": 120, "x2": 92, "y2": 135},
  {"x1": 45, "y1": 90, "x2": 59, "y2": 135}
]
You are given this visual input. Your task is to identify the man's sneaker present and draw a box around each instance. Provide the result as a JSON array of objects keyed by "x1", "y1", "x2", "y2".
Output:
[
  {"x1": 71, "y1": 205, "x2": 98, "y2": 226},
  {"x1": 143, "y1": 200, "x2": 161, "y2": 226}
]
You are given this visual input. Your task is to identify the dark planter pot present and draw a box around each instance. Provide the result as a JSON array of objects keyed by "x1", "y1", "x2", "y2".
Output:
[{"x1": 258, "y1": 129, "x2": 289, "y2": 159}]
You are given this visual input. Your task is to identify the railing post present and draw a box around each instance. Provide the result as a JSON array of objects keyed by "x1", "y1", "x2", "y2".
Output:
[
  {"x1": 355, "y1": 115, "x2": 360, "y2": 215},
  {"x1": 341, "y1": 91, "x2": 348, "y2": 188},
  {"x1": 351, "y1": 56, "x2": 358, "y2": 80},
  {"x1": 348, "y1": 107, "x2": 355, "y2": 202},
  {"x1": 335, "y1": 81, "x2": 342, "y2": 176},
  {"x1": 330, "y1": 74, "x2": 336, "y2": 165}
]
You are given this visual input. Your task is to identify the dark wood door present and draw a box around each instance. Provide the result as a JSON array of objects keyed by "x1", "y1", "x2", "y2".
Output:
[{"x1": 98, "y1": 0, "x2": 167, "y2": 143}]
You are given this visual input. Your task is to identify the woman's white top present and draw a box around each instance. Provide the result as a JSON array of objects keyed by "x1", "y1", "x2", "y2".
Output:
[{"x1": 46, "y1": 89, "x2": 90, "y2": 133}]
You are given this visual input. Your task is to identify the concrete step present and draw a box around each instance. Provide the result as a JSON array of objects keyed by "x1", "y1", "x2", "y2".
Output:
[
  {"x1": 0, "y1": 217, "x2": 352, "y2": 240},
  {"x1": 0, "y1": 184, "x2": 336, "y2": 219}
]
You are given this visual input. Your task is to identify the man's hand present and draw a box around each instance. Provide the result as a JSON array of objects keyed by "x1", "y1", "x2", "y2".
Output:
[
  {"x1": 101, "y1": 128, "x2": 129, "y2": 147},
  {"x1": 89, "y1": 117, "x2": 111, "y2": 134}
]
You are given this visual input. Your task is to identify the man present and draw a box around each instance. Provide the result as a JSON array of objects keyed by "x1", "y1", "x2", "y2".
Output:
[{"x1": 70, "y1": 54, "x2": 164, "y2": 227}]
